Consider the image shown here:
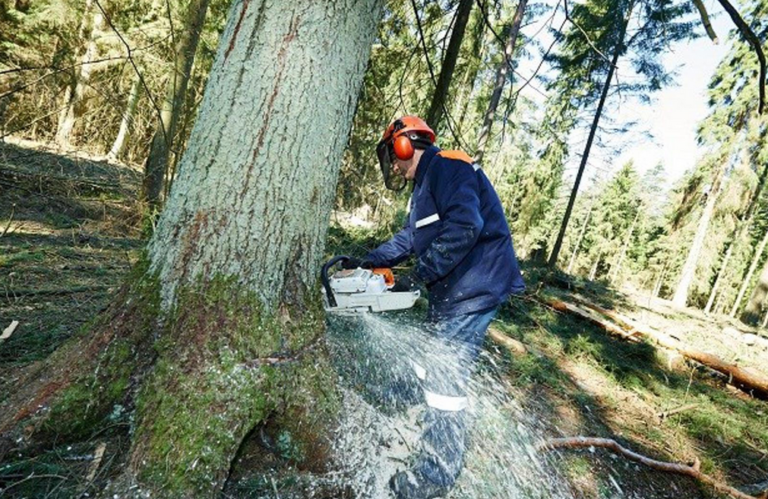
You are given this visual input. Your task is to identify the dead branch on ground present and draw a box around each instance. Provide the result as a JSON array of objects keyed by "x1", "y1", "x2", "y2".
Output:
[
  {"x1": 540, "y1": 436, "x2": 763, "y2": 499},
  {"x1": 538, "y1": 295, "x2": 768, "y2": 399},
  {"x1": 488, "y1": 326, "x2": 528, "y2": 355}
]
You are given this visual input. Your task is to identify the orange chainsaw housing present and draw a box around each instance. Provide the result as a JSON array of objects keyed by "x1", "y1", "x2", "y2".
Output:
[{"x1": 372, "y1": 268, "x2": 395, "y2": 287}]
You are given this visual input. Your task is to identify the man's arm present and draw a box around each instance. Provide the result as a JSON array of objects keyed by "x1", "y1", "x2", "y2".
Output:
[
  {"x1": 365, "y1": 220, "x2": 414, "y2": 268},
  {"x1": 414, "y1": 161, "x2": 484, "y2": 284}
]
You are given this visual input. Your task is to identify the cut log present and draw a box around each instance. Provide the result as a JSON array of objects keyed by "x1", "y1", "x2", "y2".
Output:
[
  {"x1": 540, "y1": 436, "x2": 761, "y2": 499},
  {"x1": 488, "y1": 326, "x2": 527, "y2": 355},
  {"x1": 538, "y1": 295, "x2": 768, "y2": 399}
]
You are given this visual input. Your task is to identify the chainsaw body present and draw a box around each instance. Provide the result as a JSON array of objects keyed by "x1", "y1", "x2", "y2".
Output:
[{"x1": 321, "y1": 257, "x2": 420, "y2": 314}]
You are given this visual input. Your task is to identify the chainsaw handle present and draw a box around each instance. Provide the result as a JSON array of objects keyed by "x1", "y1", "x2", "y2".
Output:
[{"x1": 321, "y1": 255, "x2": 350, "y2": 308}]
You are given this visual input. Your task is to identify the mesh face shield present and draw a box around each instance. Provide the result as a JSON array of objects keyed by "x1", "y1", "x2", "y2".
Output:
[{"x1": 377, "y1": 140, "x2": 406, "y2": 191}]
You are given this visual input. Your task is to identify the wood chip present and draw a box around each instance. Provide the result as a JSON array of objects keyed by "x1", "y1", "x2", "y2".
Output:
[
  {"x1": 86, "y1": 442, "x2": 106, "y2": 482},
  {"x1": 1, "y1": 320, "x2": 19, "y2": 341}
]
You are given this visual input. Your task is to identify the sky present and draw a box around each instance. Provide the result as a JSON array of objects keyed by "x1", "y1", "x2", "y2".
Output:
[{"x1": 516, "y1": 0, "x2": 735, "y2": 187}]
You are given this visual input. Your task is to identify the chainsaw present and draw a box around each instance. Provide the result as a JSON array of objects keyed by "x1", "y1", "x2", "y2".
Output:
[{"x1": 321, "y1": 256, "x2": 420, "y2": 314}]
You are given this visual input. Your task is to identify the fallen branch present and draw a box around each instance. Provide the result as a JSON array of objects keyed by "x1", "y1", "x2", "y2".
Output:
[
  {"x1": 539, "y1": 295, "x2": 768, "y2": 399},
  {"x1": 540, "y1": 436, "x2": 760, "y2": 499},
  {"x1": 657, "y1": 403, "x2": 699, "y2": 420},
  {"x1": 488, "y1": 326, "x2": 527, "y2": 355}
]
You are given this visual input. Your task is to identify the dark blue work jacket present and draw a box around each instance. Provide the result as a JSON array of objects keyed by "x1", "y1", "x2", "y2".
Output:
[{"x1": 366, "y1": 145, "x2": 525, "y2": 319}]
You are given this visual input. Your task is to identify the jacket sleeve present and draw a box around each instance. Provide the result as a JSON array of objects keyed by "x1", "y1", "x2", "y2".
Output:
[
  {"x1": 365, "y1": 219, "x2": 414, "y2": 268},
  {"x1": 414, "y1": 161, "x2": 484, "y2": 284}
]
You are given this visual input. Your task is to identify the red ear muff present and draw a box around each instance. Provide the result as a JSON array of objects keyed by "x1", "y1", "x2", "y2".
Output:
[{"x1": 393, "y1": 135, "x2": 414, "y2": 160}]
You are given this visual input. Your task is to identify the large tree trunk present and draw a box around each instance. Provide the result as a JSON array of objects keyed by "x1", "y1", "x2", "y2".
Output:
[
  {"x1": 736, "y1": 227, "x2": 768, "y2": 322},
  {"x1": 54, "y1": 0, "x2": 103, "y2": 148},
  {"x1": 107, "y1": 76, "x2": 142, "y2": 161},
  {"x1": 425, "y1": 0, "x2": 473, "y2": 129},
  {"x1": 672, "y1": 164, "x2": 725, "y2": 307},
  {"x1": 548, "y1": 14, "x2": 628, "y2": 268},
  {"x1": 142, "y1": 0, "x2": 211, "y2": 212},
  {"x1": 473, "y1": 0, "x2": 527, "y2": 165},
  {"x1": 0, "y1": 1, "x2": 382, "y2": 496}
]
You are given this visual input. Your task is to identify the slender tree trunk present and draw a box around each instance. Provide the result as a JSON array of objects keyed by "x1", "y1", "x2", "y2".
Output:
[
  {"x1": 107, "y1": 76, "x2": 142, "y2": 161},
  {"x1": 610, "y1": 209, "x2": 639, "y2": 283},
  {"x1": 55, "y1": 0, "x2": 102, "y2": 148},
  {"x1": 706, "y1": 128, "x2": 768, "y2": 312},
  {"x1": 741, "y1": 255, "x2": 768, "y2": 324},
  {"x1": 1, "y1": 1, "x2": 382, "y2": 496},
  {"x1": 671, "y1": 164, "x2": 726, "y2": 307},
  {"x1": 567, "y1": 195, "x2": 596, "y2": 274},
  {"x1": 142, "y1": 0, "x2": 211, "y2": 211},
  {"x1": 653, "y1": 261, "x2": 668, "y2": 298},
  {"x1": 548, "y1": 13, "x2": 629, "y2": 268},
  {"x1": 705, "y1": 239, "x2": 734, "y2": 313},
  {"x1": 474, "y1": 0, "x2": 527, "y2": 164},
  {"x1": 734, "y1": 226, "x2": 768, "y2": 320},
  {"x1": 589, "y1": 253, "x2": 600, "y2": 281},
  {"x1": 425, "y1": 0, "x2": 473, "y2": 129}
]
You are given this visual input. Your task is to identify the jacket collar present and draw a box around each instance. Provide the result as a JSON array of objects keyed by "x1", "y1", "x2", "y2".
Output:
[{"x1": 414, "y1": 145, "x2": 440, "y2": 186}]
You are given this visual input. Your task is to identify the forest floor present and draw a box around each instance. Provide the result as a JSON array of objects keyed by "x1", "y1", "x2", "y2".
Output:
[{"x1": 1, "y1": 140, "x2": 767, "y2": 498}]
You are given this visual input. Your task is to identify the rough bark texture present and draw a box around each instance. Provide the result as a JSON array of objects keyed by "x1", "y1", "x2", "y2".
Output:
[
  {"x1": 672, "y1": 164, "x2": 725, "y2": 307},
  {"x1": 425, "y1": 0, "x2": 473, "y2": 129},
  {"x1": 474, "y1": 0, "x2": 527, "y2": 164},
  {"x1": 1, "y1": 1, "x2": 382, "y2": 496},
  {"x1": 142, "y1": 0, "x2": 211, "y2": 210}
]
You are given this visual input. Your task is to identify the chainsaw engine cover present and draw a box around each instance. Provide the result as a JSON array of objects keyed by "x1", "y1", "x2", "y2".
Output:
[{"x1": 323, "y1": 268, "x2": 419, "y2": 313}]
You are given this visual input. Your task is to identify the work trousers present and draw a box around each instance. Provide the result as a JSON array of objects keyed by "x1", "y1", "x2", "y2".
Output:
[{"x1": 411, "y1": 306, "x2": 498, "y2": 488}]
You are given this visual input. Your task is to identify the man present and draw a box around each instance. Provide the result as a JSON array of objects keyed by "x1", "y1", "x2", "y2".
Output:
[{"x1": 346, "y1": 116, "x2": 525, "y2": 498}]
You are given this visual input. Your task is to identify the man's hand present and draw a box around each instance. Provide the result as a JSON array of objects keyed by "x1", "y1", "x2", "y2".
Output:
[
  {"x1": 391, "y1": 274, "x2": 422, "y2": 292},
  {"x1": 341, "y1": 257, "x2": 373, "y2": 270}
]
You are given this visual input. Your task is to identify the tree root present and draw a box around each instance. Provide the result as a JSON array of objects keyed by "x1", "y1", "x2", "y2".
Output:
[{"x1": 539, "y1": 436, "x2": 764, "y2": 499}]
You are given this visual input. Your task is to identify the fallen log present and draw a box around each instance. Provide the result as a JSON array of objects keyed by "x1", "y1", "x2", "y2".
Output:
[
  {"x1": 539, "y1": 295, "x2": 768, "y2": 399},
  {"x1": 540, "y1": 436, "x2": 762, "y2": 499},
  {"x1": 488, "y1": 326, "x2": 527, "y2": 356}
]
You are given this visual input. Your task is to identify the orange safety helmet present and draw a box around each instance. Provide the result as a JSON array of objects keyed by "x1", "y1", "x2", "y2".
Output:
[{"x1": 376, "y1": 116, "x2": 436, "y2": 190}]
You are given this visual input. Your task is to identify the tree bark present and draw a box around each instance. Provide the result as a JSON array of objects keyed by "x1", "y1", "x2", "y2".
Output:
[
  {"x1": 107, "y1": 76, "x2": 142, "y2": 161},
  {"x1": 732, "y1": 226, "x2": 768, "y2": 319},
  {"x1": 474, "y1": 0, "x2": 527, "y2": 165},
  {"x1": 1, "y1": 1, "x2": 382, "y2": 496},
  {"x1": 425, "y1": 0, "x2": 473, "y2": 129},
  {"x1": 142, "y1": 0, "x2": 211, "y2": 212},
  {"x1": 54, "y1": 0, "x2": 103, "y2": 148},
  {"x1": 548, "y1": 12, "x2": 628, "y2": 268},
  {"x1": 672, "y1": 163, "x2": 725, "y2": 307}
]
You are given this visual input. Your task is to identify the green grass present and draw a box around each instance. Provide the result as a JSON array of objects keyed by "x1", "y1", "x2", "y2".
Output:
[{"x1": 0, "y1": 249, "x2": 46, "y2": 267}]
